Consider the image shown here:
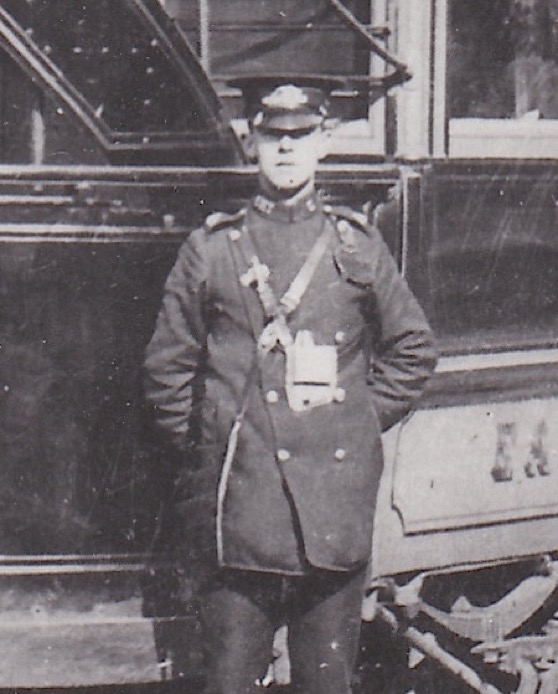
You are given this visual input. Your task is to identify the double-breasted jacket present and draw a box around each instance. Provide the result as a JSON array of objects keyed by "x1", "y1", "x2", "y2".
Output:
[{"x1": 144, "y1": 190, "x2": 437, "y2": 576}]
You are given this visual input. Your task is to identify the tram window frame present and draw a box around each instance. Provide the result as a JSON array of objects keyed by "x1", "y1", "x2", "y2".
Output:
[{"x1": 446, "y1": 0, "x2": 558, "y2": 158}]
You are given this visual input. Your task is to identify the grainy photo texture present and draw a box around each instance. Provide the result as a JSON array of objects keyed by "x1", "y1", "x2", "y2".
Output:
[{"x1": 0, "y1": 2, "x2": 556, "y2": 693}]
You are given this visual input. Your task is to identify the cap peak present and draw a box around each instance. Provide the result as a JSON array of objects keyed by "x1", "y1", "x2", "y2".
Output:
[{"x1": 228, "y1": 74, "x2": 344, "y2": 132}]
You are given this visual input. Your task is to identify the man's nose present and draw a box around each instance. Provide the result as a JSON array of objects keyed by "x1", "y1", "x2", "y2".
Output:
[{"x1": 278, "y1": 134, "x2": 294, "y2": 150}]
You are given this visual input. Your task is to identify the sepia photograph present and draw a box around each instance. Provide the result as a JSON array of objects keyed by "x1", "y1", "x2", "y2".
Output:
[{"x1": 0, "y1": 1, "x2": 556, "y2": 693}]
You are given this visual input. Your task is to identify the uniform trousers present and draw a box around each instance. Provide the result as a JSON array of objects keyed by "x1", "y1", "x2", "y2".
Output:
[{"x1": 199, "y1": 565, "x2": 367, "y2": 694}]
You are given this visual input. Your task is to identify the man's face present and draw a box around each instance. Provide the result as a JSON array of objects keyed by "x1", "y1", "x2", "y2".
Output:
[{"x1": 253, "y1": 126, "x2": 329, "y2": 194}]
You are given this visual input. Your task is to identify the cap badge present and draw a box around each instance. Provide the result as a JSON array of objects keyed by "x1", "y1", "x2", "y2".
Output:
[{"x1": 262, "y1": 84, "x2": 309, "y2": 111}]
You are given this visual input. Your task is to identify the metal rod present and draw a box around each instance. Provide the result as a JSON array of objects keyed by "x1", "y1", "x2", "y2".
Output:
[
  {"x1": 376, "y1": 606, "x2": 503, "y2": 694},
  {"x1": 30, "y1": 92, "x2": 45, "y2": 165},
  {"x1": 199, "y1": 0, "x2": 210, "y2": 73},
  {"x1": 325, "y1": 0, "x2": 410, "y2": 77}
]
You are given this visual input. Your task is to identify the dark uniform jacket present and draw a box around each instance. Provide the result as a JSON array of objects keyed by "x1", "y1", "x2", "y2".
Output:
[{"x1": 144, "y1": 190, "x2": 436, "y2": 576}]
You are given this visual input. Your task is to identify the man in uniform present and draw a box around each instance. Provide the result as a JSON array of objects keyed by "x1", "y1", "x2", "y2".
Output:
[{"x1": 144, "y1": 77, "x2": 437, "y2": 694}]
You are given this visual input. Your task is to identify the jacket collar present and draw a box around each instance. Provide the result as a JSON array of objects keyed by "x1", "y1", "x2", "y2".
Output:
[{"x1": 251, "y1": 189, "x2": 321, "y2": 223}]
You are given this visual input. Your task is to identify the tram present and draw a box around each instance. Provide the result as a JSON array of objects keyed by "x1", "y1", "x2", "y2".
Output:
[{"x1": 0, "y1": 1, "x2": 557, "y2": 692}]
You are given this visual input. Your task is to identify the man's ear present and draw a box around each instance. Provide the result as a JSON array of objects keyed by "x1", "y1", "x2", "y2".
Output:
[
  {"x1": 242, "y1": 130, "x2": 259, "y2": 162},
  {"x1": 317, "y1": 126, "x2": 333, "y2": 161}
]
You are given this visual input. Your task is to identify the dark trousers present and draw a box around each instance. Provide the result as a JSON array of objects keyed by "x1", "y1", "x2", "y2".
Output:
[{"x1": 199, "y1": 565, "x2": 367, "y2": 694}]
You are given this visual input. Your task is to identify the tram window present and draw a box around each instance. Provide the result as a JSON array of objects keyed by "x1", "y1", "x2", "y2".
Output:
[
  {"x1": 163, "y1": 0, "x2": 386, "y2": 157},
  {"x1": 448, "y1": 0, "x2": 558, "y2": 157},
  {"x1": 2, "y1": 0, "x2": 206, "y2": 134},
  {"x1": 423, "y1": 171, "x2": 558, "y2": 350}
]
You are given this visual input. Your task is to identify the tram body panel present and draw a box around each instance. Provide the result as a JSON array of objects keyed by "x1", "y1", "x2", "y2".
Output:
[{"x1": 372, "y1": 392, "x2": 558, "y2": 579}]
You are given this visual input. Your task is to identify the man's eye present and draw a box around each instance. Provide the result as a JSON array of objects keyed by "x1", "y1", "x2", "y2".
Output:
[
  {"x1": 262, "y1": 128, "x2": 315, "y2": 140},
  {"x1": 290, "y1": 129, "x2": 315, "y2": 139},
  {"x1": 265, "y1": 130, "x2": 285, "y2": 139}
]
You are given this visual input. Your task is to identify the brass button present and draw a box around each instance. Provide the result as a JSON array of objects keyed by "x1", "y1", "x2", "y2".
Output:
[
  {"x1": 334, "y1": 331, "x2": 346, "y2": 345},
  {"x1": 266, "y1": 390, "x2": 279, "y2": 404},
  {"x1": 228, "y1": 228, "x2": 241, "y2": 241},
  {"x1": 337, "y1": 219, "x2": 352, "y2": 233},
  {"x1": 335, "y1": 448, "x2": 346, "y2": 461},
  {"x1": 333, "y1": 387, "x2": 346, "y2": 403},
  {"x1": 277, "y1": 449, "x2": 291, "y2": 462}
]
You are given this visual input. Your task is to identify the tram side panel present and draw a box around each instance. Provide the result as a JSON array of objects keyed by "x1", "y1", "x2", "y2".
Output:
[
  {"x1": 372, "y1": 161, "x2": 558, "y2": 581},
  {"x1": 356, "y1": 161, "x2": 558, "y2": 693}
]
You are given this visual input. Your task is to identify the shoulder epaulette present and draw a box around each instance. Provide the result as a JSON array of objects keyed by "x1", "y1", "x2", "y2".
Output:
[
  {"x1": 203, "y1": 208, "x2": 246, "y2": 233},
  {"x1": 328, "y1": 204, "x2": 376, "y2": 286},
  {"x1": 324, "y1": 205, "x2": 369, "y2": 233},
  {"x1": 324, "y1": 204, "x2": 371, "y2": 251}
]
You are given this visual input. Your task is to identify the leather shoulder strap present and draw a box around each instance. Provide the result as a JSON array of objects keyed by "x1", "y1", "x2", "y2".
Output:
[
  {"x1": 326, "y1": 205, "x2": 369, "y2": 231},
  {"x1": 204, "y1": 208, "x2": 246, "y2": 233}
]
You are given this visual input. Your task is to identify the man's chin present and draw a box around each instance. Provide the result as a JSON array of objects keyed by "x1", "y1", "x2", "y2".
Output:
[{"x1": 262, "y1": 177, "x2": 311, "y2": 198}]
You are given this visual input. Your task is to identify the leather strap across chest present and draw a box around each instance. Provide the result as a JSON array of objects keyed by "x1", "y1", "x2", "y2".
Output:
[{"x1": 236, "y1": 217, "x2": 335, "y2": 354}]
